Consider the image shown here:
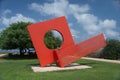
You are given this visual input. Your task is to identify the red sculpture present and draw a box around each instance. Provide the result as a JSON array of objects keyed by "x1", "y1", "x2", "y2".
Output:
[{"x1": 27, "y1": 16, "x2": 106, "y2": 67}]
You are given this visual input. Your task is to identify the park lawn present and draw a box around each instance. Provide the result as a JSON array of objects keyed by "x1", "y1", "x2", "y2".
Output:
[{"x1": 0, "y1": 58, "x2": 120, "y2": 80}]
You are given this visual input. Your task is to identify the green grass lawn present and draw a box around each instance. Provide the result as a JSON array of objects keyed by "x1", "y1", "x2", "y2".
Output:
[{"x1": 0, "y1": 58, "x2": 120, "y2": 80}]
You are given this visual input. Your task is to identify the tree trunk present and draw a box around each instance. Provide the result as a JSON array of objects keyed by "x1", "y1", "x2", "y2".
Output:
[{"x1": 19, "y1": 48, "x2": 24, "y2": 56}]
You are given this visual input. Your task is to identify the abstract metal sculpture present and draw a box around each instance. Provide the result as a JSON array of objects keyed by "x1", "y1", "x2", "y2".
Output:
[{"x1": 27, "y1": 16, "x2": 106, "y2": 67}]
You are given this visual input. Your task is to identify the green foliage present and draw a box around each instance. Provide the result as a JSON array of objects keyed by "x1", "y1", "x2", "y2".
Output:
[
  {"x1": 44, "y1": 31, "x2": 62, "y2": 49},
  {"x1": 0, "y1": 22, "x2": 62, "y2": 55},
  {"x1": 103, "y1": 39, "x2": 120, "y2": 60},
  {"x1": 0, "y1": 22, "x2": 33, "y2": 54}
]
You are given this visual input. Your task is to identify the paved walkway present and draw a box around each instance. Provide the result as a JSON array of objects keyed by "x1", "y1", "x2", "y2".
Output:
[
  {"x1": 32, "y1": 63, "x2": 92, "y2": 72},
  {"x1": 0, "y1": 54, "x2": 7, "y2": 57},
  {"x1": 82, "y1": 57, "x2": 120, "y2": 64}
]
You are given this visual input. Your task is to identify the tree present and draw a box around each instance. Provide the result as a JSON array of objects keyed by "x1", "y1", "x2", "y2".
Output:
[
  {"x1": 44, "y1": 31, "x2": 62, "y2": 49},
  {"x1": 103, "y1": 39, "x2": 120, "y2": 60},
  {"x1": 0, "y1": 22, "x2": 62, "y2": 56},
  {"x1": 0, "y1": 22, "x2": 33, "y2": 55}
]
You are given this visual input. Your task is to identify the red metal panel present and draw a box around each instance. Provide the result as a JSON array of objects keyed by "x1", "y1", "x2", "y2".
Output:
[
  {"x1": 56, "y1": 33, "x2": 106, "y2": 67},
  {"x1": 27, "y1": 16, "x2": 74, "y2": 67},
  {"x1": 27, "y1": 16, "x2": 106, "y2": 68}
]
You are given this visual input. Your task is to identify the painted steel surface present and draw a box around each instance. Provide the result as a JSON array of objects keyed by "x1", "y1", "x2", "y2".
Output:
[
  {"x1": 55, "y1": 34, "x2": 106, "y2": 67},
  {"x1": 27, "y1": 16, "x2": 74, "y2": 67}
]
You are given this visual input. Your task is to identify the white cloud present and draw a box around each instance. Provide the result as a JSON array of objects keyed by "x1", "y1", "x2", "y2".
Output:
[
  {"x1": 74, "y1": 13, "x2": 98, "y2": 25},
  {"x1": 70, "y1": 28, "x2": 79, "y2": 38},
  {"x1": 29, "y1": 0, "x2": 90, "y2": 17},
  {"x1": 29, "y1": 0, "x2": 119, "y2": 40},
  {"x1": 99, "y1": 19, "x2": 116, "y2": 29},
  {"x1": 2, "y1": 9, "x2": 12, "y2": 15},
  {"x1": 73, "y1": 11, "x2": 119, "y2": 37},
  {"x1": 2, "y1": 13, "x2": 36, "y2": 27},
  {"x1": 69, "y1": 4, "x2": 89, "y2": 13},
  {"x1": 68, "y1": 23, "x2": 73, "y2": 27},
  {"x1": 106, "y1": 29, "x2": 120, "y2": 37},
  {"x1": 29, "y1": 1, "x2": 68, "y2": 16}
]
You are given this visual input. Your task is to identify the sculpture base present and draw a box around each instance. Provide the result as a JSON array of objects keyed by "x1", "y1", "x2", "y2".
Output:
[{"x1": 31, "y1": 63, "x2": 92, "y2": 72}]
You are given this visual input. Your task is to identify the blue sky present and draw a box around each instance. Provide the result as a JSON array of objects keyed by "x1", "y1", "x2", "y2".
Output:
[{"x1": 0, "y1": 0, "x2": 120, "y2": 43}]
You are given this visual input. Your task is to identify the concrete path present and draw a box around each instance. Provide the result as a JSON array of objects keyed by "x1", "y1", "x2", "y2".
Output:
[
  {"x1": 32, "y1": 63, "x2": 92, "y2": 72},
  {"x1": 0, "y1": 54, "x2": 7, "y2": 57},
  {"x1": 82, "y1": 57, "x2": 120, "y2": 64}
]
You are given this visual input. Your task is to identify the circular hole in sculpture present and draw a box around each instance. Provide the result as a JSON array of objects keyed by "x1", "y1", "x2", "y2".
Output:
[{"x1": 44, "y1": 30, "x2": 63, "y2": 50}]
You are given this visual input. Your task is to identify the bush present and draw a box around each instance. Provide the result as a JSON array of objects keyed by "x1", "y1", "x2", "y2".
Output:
[
  {"x1": 87, "y1": 48, "x2": 103, "y2": 58},
  {"x1": 103, "y1": 39, "x2": 120, "y2": 60}
]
